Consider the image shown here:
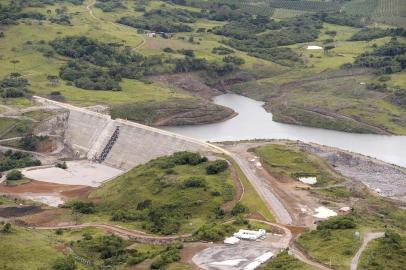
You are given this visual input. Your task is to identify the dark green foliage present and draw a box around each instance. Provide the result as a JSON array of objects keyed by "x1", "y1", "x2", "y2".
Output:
[
  {"x1": 2, "y1": 223, "x2": 12, "y2": 233},
  {"x1": 63, "y1": 200, "x2": 95, "y2": 214},
  {"x1": 50, "y1": 36, "x2": 165, "y2": 90},
  {"x1": 0, "y1": 3, "x2": 46, "y2": 25},
  {"x1": 95, "y1": 0, "x2": 126, "y2": 12},
  {"x1": 317, "y1": 216, "x2": 356, "y2": 230},
  {"x1": 6, "y1": 170, "x2": 23, "y2": 180},
  {"x1": 193, "y1": 223, "x2": 235, "y2": 241},
  {"x1": 217, "y1": 15, "x2": 321, "y2": 64},
  {"x1": 145, "y1": 204, "x2": 182, "y2": 234},
  {"x1": 206, "y1": 160, "x2": 229, "y2": 175},
  {"x1": 366, "y1": 82, "x2": 387, "y2": 92},
  {"x1": 18, "y1": 134, "x2": 47, "y2": 151},
  {"x1": 52, "y1": 256, "x2": 77, "y2": 270},
  {"x1": 60, "y1": 61, "x2": 121, "y2": 91},
  {"x1": 56, "y1": 162, "x2": 67, "y2": 169},
  {"x1": 264, "y1": 250, "x2": 310, "y2": 270},
  {"x1": 212, "y1": 46, "x2": 234, "y2": 55},
  {"x1": 0, "y1": 73, "x2": 29, "y2": 98},
  {"x1": 231, "y1": 202, "x2": 247, "y2": 216},
  {"x1": 0, "y1": 150, "x2": 41, "y2": 172},
  {"x1": 315, "y1": 12, "x2": 365, "y2": 28},
  {"x1": 172, "y1": 151, "x2": 207, "y2": 165},
  {"x1": 353, "y1": 39, "x2": 406, "y2": 74},
  {"x1": 389, "y1": 89, "x2": 406, "y2": 108},
  {"x1": 223, "y1": 55, "x2": 245, "y2": 65},
  {"x1": 150, "y1": 244, "x2": 182, "y2": 269},
  {"x1": 359, "y1": 231, "x2": 406, "y2": 270},
  {"x1": 163, "y1": 47, "x2": 174, "y2": 53},
  {"x1": 182, "y1": 177, "x2": 207, "y2": 188},
  {"x1": 177, "y1": 49, "x2": 195, "y2": 57},
  {"x1": 117, "y1": 8, "x2": 199, "y2": 33},
  {"x1": 350, "y1": 28, "x2": 391, "y2": 41}
]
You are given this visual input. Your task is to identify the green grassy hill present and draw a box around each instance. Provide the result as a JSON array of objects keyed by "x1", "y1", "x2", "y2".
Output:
[{"x1": 89, "y1": 152, "x2": 235, "y2": 234}]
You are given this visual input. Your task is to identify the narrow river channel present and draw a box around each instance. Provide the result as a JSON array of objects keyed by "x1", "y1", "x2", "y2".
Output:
[{"x1": 163, "y1": 94, "x2": 406, "y2": 168}]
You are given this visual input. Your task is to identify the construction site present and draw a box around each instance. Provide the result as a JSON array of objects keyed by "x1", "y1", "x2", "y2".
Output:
[{"x1": 1, "y1": 96, "x2": 405, "y2": 270}]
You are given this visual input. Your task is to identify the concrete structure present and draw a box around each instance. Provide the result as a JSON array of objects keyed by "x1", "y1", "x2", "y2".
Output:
[
  {"x1": 234, "y1": 229, "x2": 266, "y2": 240},
  {"x1": 224, "y1": 236, "x2": 240, "y2": 245},
  {"x1": 33, "y1": 96, "x2": 224, "y2": 170}
]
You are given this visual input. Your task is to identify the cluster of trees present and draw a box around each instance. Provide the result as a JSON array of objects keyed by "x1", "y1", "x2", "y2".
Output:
[
  {"x1": 352, "y1": 39, "x2": 406, "y2": 74},
  {"x1": 50, "y1": 36, "x2": 164, "y2": 90},
  {"x1": 95, "y1": 0, "x2": 126, "y2": 12},
  {"x1": 15, "y1": 0, "x2": 83, "y2": 8},
  {"x1": 217, "y1": 15, "x2": 322, "y2": 64},
  {"x1": 206, "y1": 160, "x2": 229, "y2": 175},
  {"x1": 117, "y1": 8, "x2": 200, "y2": 33},
  {"x1": 317, "y1": 216, "x2": 356, "y2": 230},
  {"x1": 150, "y1": 244, "x2": 182, "y2": 269},
  {"x1": 350, "y1": 27, "x2": 406, "y2": 41},
  {"x1": 18, "y1": 134, "x2": 48, "y2": 151},
  {"x1": 314, "y1": 12, "x2": 365, "y2": 28},
  {"x1": 0, "y1": 73, "x2": 29, "y2": 98},
  {"x1": 212, "y1": 46, "x2": 234, "y2": 55},
  {"x1": 6, "y1": 169, "x2": 23, "y2": 180},
  {"x1": 193, "y1": 223, "x2": 235, "y2": 241},
  {"x1": 0, "y1": 150, "x2": 41, "y2": 172},
  {"x1": 62, "y1": 200, "x2": 96, "y2": 214},
  {"x1": 0, "y1": 3, "x2": 46, "y2": 25}
]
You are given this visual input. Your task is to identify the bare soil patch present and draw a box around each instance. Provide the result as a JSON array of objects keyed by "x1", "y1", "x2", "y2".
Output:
[{"x1": 0, "y1": 205, "x2": 43, "y2": 218}]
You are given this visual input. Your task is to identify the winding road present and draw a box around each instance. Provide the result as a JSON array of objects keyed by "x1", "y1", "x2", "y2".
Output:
[{"x1": 350, "y1": 232, "x2": 385, "y2": 270}]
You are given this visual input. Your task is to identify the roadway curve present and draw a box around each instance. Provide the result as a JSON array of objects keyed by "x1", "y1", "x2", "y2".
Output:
[
  {"x1": 35, "y1": 223, "x2": 191, "y2": 244},
  {"x1": 350, "y1": 232, "x2": 385, "y2": 270}
]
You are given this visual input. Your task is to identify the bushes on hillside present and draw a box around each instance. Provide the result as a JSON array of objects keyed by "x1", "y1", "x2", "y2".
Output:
[
  {"x1": 193, "y1": 223, "x2": 235, "y2": 241},
  {"x1": 0, "y1": 73, "x2": 29, "y2": 98},
  {"x1": 172, "y1": 151, "x2": 207, "y2": 165},
  {"x1": 18, "y1": 134, "x2": 48, "y2": 151},
  {"x1": 150, "y1": 244, "x2": 182, "y2": 269},
  {"x1": 6, "y1": 170, "x2": 23, "y2": 180},
  {"x1": 206, "y1": 160, "x2": 229, "y2": 175},
  {"x1": 63, "y1": 200, "x2": 95, "y2": 214},
  {"x1": 0, "y1": 150, "x2": 41, "y2": 172},
  {"x1": 182, "y1": 177, "x2": 207, "y2": 188},
  {"x1": 317, "y1": 216, "x2": 356, "y2": 230},
  {"x1": 52, "y1": 255, "x2": 77, "y2": 270}
]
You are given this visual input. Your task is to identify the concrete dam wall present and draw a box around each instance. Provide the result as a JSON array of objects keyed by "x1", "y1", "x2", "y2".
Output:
[{"x1": 33, "y1": 96, "x2": 222, "y2": 170}]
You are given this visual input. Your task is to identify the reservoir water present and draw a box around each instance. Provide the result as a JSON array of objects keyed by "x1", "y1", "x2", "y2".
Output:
[{"x1": 163, "y1": 94, "x2": 406, "y2": 168}]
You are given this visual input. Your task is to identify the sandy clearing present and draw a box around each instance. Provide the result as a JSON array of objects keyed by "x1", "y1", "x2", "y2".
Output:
[{"x1": 22, "y1": 160, "x2": 123, "y2": 187}]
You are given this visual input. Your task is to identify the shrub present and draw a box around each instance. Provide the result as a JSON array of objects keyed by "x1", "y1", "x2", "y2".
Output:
[
  {"x1": 52, "y1": 255, "x2": 77, "y2": 270},
  {"x1": 56, "y1": 162, "x2": 68, "y2": 169},
  {"x1": 64, "y1": 200, "x2": 95, "y2": 214},
  {"x1": 172, "y1": 151, "x2": 207, "y2": 166},
  {"x1": 183, "y1": 177, "x2": 207, "y2": 188},
  {"x1": 317, "y1": 216, "x2": 356, "y2": 230},
  {"x1": 193, "y1": 223, "x2": 234, "y2": 241},
  {"x1": 2, "y1": 223, "x2": 12, "y2": 233},
  {"x1": 223, "y1": 55, "x2": 245, "y2": 65},
  {"x1": 206, "y1": 160, "x2": 229, "y2": 174},
  {"x1": 6, "y1": 170, "x2": 23, "y2": 180},
  {"x1": 231, "y1": 202, "x2": 248, "y2": 216}
]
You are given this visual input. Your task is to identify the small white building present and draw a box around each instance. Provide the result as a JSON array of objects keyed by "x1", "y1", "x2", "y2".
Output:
[
  {"x1": 224, "y1": 236, "x2": 240, "y2": 245},
  {"x1": 234, "y1": 229, "x2": 266, "y2": 240},
  {"x1": 146, "y1": 32, "x2": 156, "y2": 38}
]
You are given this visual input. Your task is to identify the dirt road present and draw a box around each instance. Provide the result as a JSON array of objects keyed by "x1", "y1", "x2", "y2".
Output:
[
  {"x1": 350, "y1": 232, "x2": 384, "y2": 270},
  {"x1": 35, "y1": 223, "x2": 191, "y2": 244}
]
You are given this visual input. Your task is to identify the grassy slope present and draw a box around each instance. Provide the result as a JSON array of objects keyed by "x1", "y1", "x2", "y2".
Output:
[
  {"x1": 0, "y1": 227, "x2": 63, "y2": 270},
  {"x1": 90, "y1": 154, "x2": 235, "y2": 233},
  {"x1": 358, "y1": 235, "x2": 406, "y2": 270},
  {"x1": 231, "y1": 21, "x2": 406, "y2": 135},
  {"x1": 264, "y1": 250, "x2": 317, "y2": 270},
  {"x1": 254, "y1": 143, "x2": 343, "y2": 187}
]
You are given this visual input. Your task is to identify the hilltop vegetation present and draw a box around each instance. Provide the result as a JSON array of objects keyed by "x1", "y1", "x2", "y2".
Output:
[
  {"x1": 0, "y1": 0, "x2": 405, "y2": 132},
  {"x1": 90, "y1": 152, "x2": 235, "y2": 234}
]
